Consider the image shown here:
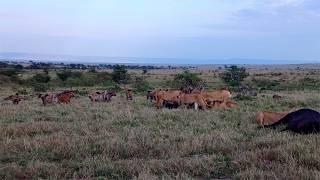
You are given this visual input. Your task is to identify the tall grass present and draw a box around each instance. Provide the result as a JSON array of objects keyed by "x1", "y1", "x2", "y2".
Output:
[{"x1": 0, "y1": 90, "x2": 320, "y2": 179}]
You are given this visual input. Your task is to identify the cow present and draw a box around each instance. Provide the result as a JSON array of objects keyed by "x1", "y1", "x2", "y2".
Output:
[
  {"x1": 89, "y1": 90, "x2": 116, "y2": 102},
  {"x1": 255, "y1": 111, "x2": 289, "y2": 126},
  {"x1": 155, "y1": 89, "x2": 182, "y2": 108},
  {"x1": 125, "y1": 88, "x2": 133, "y2": 101},
  {"x1": 4, "y1": 94, "x2": 25, "y2": 105},
  {"x1": 147, "y1": 90, "x2": 156, "y2": 102},
  {"x1": 263, "y1": 109, "x2": 320, "y2": 134}
]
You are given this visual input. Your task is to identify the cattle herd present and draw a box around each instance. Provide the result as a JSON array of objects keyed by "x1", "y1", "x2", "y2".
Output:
[{"x1": 3, "y1": 87, "x2": 320, "y2": 134}]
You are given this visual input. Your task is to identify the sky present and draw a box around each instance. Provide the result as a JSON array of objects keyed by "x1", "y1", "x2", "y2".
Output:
[{"x1": 0, "y1": 0, "x2": 320, "y2": 64}]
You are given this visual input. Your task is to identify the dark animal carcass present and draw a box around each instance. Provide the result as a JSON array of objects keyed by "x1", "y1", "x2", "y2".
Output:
[{"x1": 264, "y1": 109, "x2": 320, "y2": 134}]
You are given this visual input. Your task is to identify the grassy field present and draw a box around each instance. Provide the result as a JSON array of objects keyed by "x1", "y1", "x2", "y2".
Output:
[{"x1": 1, "y1": 66, "x2": 320, "y2": 179}]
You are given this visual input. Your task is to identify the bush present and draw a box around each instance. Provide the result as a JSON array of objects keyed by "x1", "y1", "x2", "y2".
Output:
[
  {"x1": 252, "y1": 78, "x2": 280, "y2": 91},
  {"x1": 32, "y1": 83, "x2": 49, "y2": 92},
  {"x1": 17, "y1": 88, "x2": 28, "y2": 95},
  {"x1": 133, "y1": 77, "x2": 152, "y2": 92},
  {"x1": 56, "y1": 70, "x2": 73, "y2": 82},
  {"x1": 0, "y1": 69, "x2": 20, "y2": 77},
  {"x1": 31, "y1": 73, "x2": 51, "y2": 83},
  {"x1": 220, "y1": 65, "x2": 249, "y2": 87},
  {"x1": 111, "y1": 65, "x2": 130, "y2": 84},
  {"x1": 171, "y1": 70, "x2": 204, "y2": 88}
]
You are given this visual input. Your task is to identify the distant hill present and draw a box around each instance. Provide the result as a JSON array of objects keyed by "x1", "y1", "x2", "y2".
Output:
[{"x1": 0, "y1": 52, "x2": 319, "y2": 65}]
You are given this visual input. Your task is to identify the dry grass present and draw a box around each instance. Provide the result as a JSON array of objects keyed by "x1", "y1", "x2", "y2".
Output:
[
  {"x1": 0, "y1": 89, "x2": 320, "y2": 179},
  {"x1": 1, "y1": 66, "x2": 320, "y2": 179}
]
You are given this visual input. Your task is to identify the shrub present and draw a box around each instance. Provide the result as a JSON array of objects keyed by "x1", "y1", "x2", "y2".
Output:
[
  {"x1": 32, "y1": 83, "x2": 49, "y2": 92},
  {"x1": 133, "y1": 77, "x2": 152, "y2": 92},
  {"x1": 31, "y1": 73, "x2": 51, "y2": 83},
  {"x1": 220, "y1": 65, "x2": 249, "y2": 87},
  {"x1": 142, "y1": 69, "x2": 148, "y2": 74},
  {"x1": 252, "y1": 78, "x2": 280, "y2": 91},
  {"x1": 171, "y1": 70, "x2": 203, "y2": 88},
  {"x1": 0, "y1": 69, "x2": 20, "y2": 77},
  {"x1": 17, "y1": 88, "x2": 28, "y2": 95},
  {"x1": 111, "y1": 65, "x2": 130, "y2": 84},
  {"x1": 56, "y1": 70, "x2": 73, "y2": 82}
]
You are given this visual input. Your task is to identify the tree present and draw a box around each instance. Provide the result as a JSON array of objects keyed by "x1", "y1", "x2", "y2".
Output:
[
  {"x1": 111, "y1": 65, "x2": 130, "y2": 84},
  {"x1": 172, "y1": 70, "x2": 203, "y2": 88},
  {"x1": 220, "y1": 65, "x2": 249, "y2": 87},
  {"x1": 32, "y1": 73, "x2": 50, "y2": 83},
  {"x1": 133, "y1": 77, "x2": 152, "y2": 92},
  {"x1": 56, "y1": 70, "x2": 72, "y2": 82},
  {"x1": 142, "y1": 69, "x2": 148, "y2": 74}
]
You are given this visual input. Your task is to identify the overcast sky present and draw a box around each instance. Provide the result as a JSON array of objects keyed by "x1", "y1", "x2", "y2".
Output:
[{"x1": 0, "y1": 0, "x2": 320, "y2": 64}]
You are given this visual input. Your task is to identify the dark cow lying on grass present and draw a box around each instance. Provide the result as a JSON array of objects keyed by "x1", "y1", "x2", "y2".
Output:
[{"x1": 263, "y1": 109, "x2": 320, "y2": 134}]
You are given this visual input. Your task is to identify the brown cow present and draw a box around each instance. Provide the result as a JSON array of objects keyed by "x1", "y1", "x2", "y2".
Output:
[
  {"x1": 155, "y1": 89, "x2": 182, "y2": 108},
  {"x1": 255, "y1": 111, "x2": 289, "y2": 126}
]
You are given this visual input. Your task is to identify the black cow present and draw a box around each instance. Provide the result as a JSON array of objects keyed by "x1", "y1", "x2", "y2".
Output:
[{"x1": 264, "y1": 108, "x2": 320, "y2": 134}]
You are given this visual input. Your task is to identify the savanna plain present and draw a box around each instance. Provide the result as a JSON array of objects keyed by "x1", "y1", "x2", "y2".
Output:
[{"x1": 1, "y1": 64, "x2": 320, "y2": 179}]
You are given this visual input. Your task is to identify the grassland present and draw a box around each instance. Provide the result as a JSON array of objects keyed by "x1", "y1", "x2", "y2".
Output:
[{"x1": 1, "y1": 66, "x2": 320, "y2": 179}]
